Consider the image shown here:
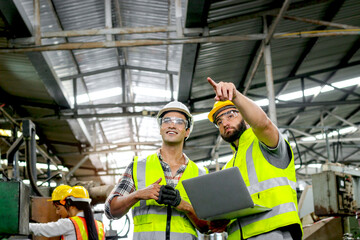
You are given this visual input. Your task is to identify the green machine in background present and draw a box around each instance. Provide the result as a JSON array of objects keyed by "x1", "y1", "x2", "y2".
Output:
[{"x1": 0, "y1": 181, "x2": 29, "y2": 235}]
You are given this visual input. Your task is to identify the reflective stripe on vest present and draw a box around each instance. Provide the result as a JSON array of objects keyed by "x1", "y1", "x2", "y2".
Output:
[
  {"x1": 225, "y1": 129, "x2": 302, "y2": 239},
  {"x1": 131, "y1": 153, "x2": 205, "y2": 240},
  {"x1": 69, "y1": 216, "x2": 105, "y2": 240},
  {"x1": 133, "y1": 231, "x2": 197, "y2": 240},
  {"x1": 228, "y1": 202, "x2": 297, "y2": 234}
]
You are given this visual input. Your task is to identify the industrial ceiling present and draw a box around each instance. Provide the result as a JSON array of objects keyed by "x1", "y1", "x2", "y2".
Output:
[{"x1": 0, "y1": 0, "x2": 359, "y2": 189}]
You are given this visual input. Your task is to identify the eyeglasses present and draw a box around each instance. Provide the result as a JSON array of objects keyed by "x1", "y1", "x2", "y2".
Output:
[
  {"x1": 215, "y1": 110, "x2": 239, "y2": 128},
  {"x1": 160, "y1": 117, "x2": 188, "y2": 128}
]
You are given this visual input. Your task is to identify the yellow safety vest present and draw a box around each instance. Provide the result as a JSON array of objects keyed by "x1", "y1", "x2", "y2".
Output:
[
  {"x1": 223, "y1": 129, "x2": 303, "y2": 239},
  {"x1": 132, "y1": 153, "x2": 206, "y2": 240},
  {"x1": 69, "y1": 216, "x2": 105, "y2": 240}
]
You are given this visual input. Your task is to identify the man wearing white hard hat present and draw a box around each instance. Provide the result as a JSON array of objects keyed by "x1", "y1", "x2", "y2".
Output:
[
  {"x1": 105, "y1": 101, "x2": 214, "y2": 240},
  {"x1": 206, "y1": 77, "x2": 303, "y2": 240}
]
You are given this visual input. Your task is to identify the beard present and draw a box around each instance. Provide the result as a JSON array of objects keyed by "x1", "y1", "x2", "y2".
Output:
[{"x1": 220, "y1": 119, "x2": 247, "y2": 143}]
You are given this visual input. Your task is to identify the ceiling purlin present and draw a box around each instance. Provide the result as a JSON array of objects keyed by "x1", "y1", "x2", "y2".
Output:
[
  {"x1": 208, "y1": 0, "x2": 333, "y2": 29},
  {"x1": 306, "y1": 76, "x2": 360, "y2": 98},
  {"x1": 48, "y1": 0, "x2": 111, "y2": 146},
  {"x1": 276, "y1": 0, "x2": 346, "y2": 97},
  {"x1": 191, "y1": 59, "x2": 360, "y2": 104},
  {"x1": 178, "y1": 0, "x2": 210, "y2": 103},
  {"x1": 60, "y1": 65, "x2": 178, "y2": 81},
  {"x1": 342, "y1": 147, "x2": 360, "y2": 162},
  {"x1": 278, "y1": 1, "x2": 351, "y2": 142}
]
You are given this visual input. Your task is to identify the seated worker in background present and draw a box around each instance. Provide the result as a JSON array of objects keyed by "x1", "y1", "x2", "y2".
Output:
[
  {"x1": 30, "y1": 186, "x2": 105, "y2": 240},
  {"x1": 48, "y1": 184, "x2": 71, "y2": 219},
  {"x1": 105, "y1": 101, "x2": 214, "y2": 240},
  {"x1": 207, "y1": 77, "x2": 303, "y2": 240}
]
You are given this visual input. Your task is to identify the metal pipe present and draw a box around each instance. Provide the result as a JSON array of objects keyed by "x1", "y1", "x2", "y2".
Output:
[
  {"x1": 1, "y1": 106, "x2": 61, "y2": 174},
  {"x1": 37, "y1": 110, "x2": 158, "y2": 120},
  {"x1": 34, "y1": 0, "x2": 41, "y2": 45},
  {"x1": 324, "y1": 128, "x2": 331, "y2": 161},
  {"x1": 244, "y1": 0, "x2": 291, "y2": 94},
  {"x1": 23, "y1": 120, "x2": 44, "y2": 196},
  {"x1": 288, "y1": 128, "x2": 314, "y2": 138},
  {"x1": 325, "y1": 111, "x2": 359, "y2": 129},
  {"x1": 73, "y1": 78, "x2": 77, "y2": 113},
  {"x1": 175, "y1": 0, "x2": 183, "y2": 37},
  {"x1": 36, "y1": 144, "x2": 61, "y2": 171},
  {"x1": 3, "y1": 31, "x2": 360, "y2": 53},
  {"x1": 264, "y1": 44, "x2": 277, "y2": 124},
  {"x1": 263, "y1": 17, "x2": 277, "y2": 124},
  {"x1": 0, "y1": 107, "x2": 20, "y2": 127},
  {"x1": 60, "y1": 65, "x2": 178, "y2": 81},
  {"x1": 63, "y1": 101, "x2": 170, "y2": 110},
  {"x1": 41, "y1": 25, "x2": 177, "y2": 38},
  {"x1": 6, "y1": 135, "x2": 24, "y2": 167},
  {"x1": 243, "y1": 44, "x2": 264, "y2": 95},
  {"x1": 169, "y1": 74, "x2": 174, "y2": 101},
  {"x1": 280, "y1": 15, "x2": 359, "y2": 29},
  {"x1": 104, "y1": 0, "x2": 112, "y2": 41},
  {"x1": 66, "y1": 155, "x2": 89, "y2": 180},
  {"x1": 265, "y1": 0, "x2": 291, "y2": 44}
]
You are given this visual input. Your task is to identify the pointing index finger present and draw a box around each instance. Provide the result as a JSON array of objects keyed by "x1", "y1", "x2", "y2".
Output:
[{"x1": 207, "y1": 77, "x2": 217, "y2": 89}]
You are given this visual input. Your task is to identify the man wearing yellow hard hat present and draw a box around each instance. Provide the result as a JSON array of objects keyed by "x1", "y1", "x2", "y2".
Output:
[{"x1": 207, "y1": 77, "x2": 302, "y2": 240}]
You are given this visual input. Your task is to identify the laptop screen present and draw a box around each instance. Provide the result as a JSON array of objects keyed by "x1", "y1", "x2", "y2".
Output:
[{"x1": 182, "y1": 167, "x2": 256, "y2": 219}]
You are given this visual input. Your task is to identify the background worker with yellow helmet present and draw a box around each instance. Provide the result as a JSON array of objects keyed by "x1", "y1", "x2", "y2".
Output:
[
  {"x1": 105, "y1": 101, "x2": 215, "y2": 240},
  {"x1": 47, "y1": 184, "x2": 71, "y2": 219},
  {"x1": 30, "y1": 186, "x2": 105, "y2": 240},
  {"x1": 206, "y1": 77, "x2": 302, "y2": 240}
]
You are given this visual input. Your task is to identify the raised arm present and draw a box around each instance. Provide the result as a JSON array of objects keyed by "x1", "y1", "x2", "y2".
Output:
[{"x1": 207, "y1": 77, "x2": 279, "y2": 148}]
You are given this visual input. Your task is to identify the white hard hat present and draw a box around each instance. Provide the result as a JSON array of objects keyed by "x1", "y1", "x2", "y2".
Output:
[{"x1": 157, "y1": 101, "x2": 194, "y2": 139}]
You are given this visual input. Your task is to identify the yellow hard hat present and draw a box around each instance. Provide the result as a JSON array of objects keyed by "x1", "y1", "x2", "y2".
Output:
[
  {"x1": 48, "y1": 185, "x2": 71, "y2": 202},
  {"x1": 208, "y1": 100, "x2": 235, "y2": 123},
  {"x1": 60, "y1": 186, "x2": 91, "y2": 204}
]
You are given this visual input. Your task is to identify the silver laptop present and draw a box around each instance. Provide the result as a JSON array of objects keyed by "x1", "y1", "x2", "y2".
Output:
[{"x1": 182, "y1": 167, "x2": 271, "y2": 220}]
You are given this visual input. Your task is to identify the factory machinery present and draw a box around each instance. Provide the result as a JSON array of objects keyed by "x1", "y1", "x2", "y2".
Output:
[
  {"x1": 303, "y1": 164, "x2": 360, "y2": 240},
  {"x1": 0, "y1": 120, "x2": 127, "y2": 239}
]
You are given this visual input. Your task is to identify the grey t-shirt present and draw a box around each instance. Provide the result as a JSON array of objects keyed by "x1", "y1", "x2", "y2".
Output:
[{"x1": 259, "y1": 130, "x2": 292, "y2": 169}]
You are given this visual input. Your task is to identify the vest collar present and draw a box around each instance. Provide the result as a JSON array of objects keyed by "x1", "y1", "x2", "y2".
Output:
[
  {"x1": 230, "y1": 128, "x2": 255, "y2": 151},
  {"x1": 156, "y1": 148, "x2": 189, "y2": 165}
]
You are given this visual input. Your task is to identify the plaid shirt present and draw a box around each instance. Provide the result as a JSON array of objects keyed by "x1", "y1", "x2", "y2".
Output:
[{"x1": 105, "y1": 149, "x2": 189, "y2": 219}]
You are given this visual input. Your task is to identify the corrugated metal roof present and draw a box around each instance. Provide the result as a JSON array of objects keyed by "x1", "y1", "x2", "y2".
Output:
[{"x1": 0, "y1": 0, "x2": 360, "y2": 188}]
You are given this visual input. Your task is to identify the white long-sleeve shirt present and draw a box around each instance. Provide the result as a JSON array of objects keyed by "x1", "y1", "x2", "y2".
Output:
[{"x1": 30, "y1": 212, "x2": 84, "y2": 240}]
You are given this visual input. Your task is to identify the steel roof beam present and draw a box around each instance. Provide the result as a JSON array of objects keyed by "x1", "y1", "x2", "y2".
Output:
[
  {"x1": 3, "y1": 30, "x2": 360, "y2": 53},
  {"x1": 178, "y1": 0, "x2": 210, "y2": 103},
  {"x1": 250, "y1": 59, "x2": 360, "y2": 90},
  {"x1": 280, "y1": 15, "x2": 359, "y2": 29},
  {"x1": 191, "y1": 59, "x2": 360, "y2": 104},
  {"x1": 60, "y1": 65, "x2": 178, "y2": 81},
  {"x1": 42, "y1": 25, "x2": 177, "y2": 38},
  {"x1": 208, "y1": 0, "x2": 332, "y2": 28},
  {"x1": 306, "y1": 76, "x2": 360, "y2": 98},
  {"x1": 0, "y1": 0, "x2": 32, "y2": 38},
  {"x1": 48, "y1": 0, "x2": 108, "y2": 147}
]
